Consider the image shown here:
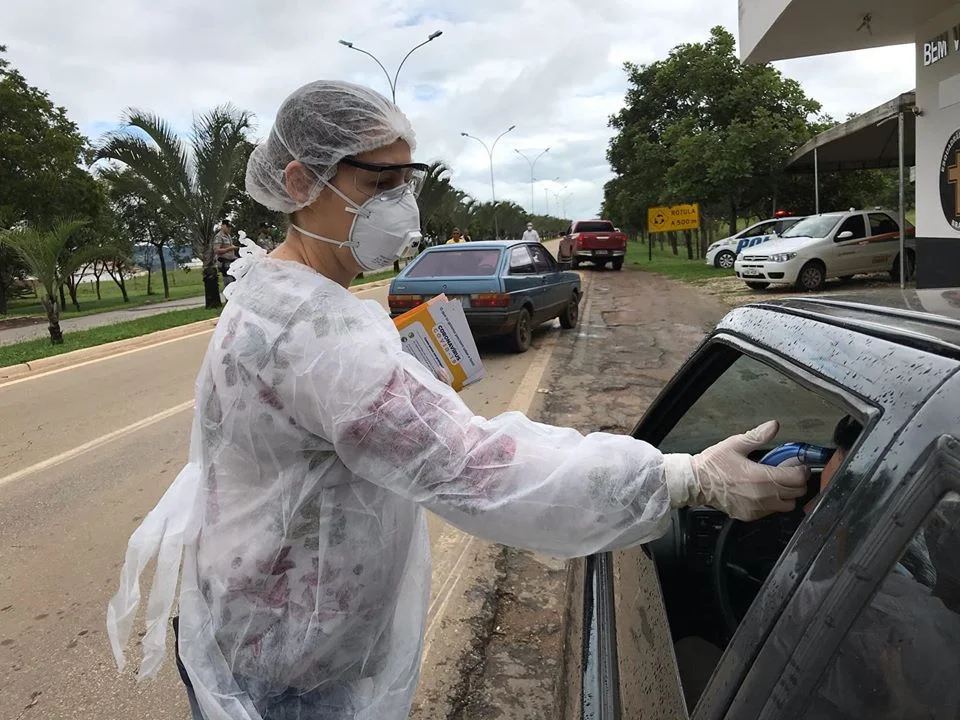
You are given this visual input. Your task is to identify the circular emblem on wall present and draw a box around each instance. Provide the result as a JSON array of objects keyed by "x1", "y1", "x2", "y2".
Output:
[{"x1": 939, "y1": 129, "x2": 960, "y2": 231}]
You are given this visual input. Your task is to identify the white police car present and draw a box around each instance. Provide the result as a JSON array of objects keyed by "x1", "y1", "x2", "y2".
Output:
[
  {"x1": 734, "y1": 209, "x2": 916, "y2": 291},
  {"x1": 704, "y1": 216, "x2": 804, "y2": 269}
]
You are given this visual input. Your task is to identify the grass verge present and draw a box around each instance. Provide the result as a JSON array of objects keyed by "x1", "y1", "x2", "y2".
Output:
[
  {"x1": 626, "y1": 239, "x2": 730, "y2": 282},
  {"x1": 5, "y1": 268, "x2": 207, "y2": 320},
  {"x1": 350, "y1": 268, "x2": 397, "y2": 286},
  {"x1": 0, "y1": 306, "x2": 221, "y2": 368}
]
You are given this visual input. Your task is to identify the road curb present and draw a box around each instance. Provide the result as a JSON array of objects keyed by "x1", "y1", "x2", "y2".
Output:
[{"x1": 0, "y1": 276, "x2": 395, "y2": 382}]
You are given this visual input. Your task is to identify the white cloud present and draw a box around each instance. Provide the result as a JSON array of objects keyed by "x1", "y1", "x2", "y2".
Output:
[{"x1": 5, "y1": 0, "x2": 915, "y2": 220}]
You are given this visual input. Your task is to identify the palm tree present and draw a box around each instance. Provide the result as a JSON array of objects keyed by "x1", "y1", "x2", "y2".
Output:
[
  {"x1": 0, "y1": 218, "x2": 87, "y2": 344},
  {"x1": 95, "y1": 105, "x2": 253, "y2": 309}
]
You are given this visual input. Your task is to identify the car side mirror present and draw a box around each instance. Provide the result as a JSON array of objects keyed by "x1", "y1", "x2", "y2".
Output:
[{"x1": 837, "y1": 230, "x2": 854, "y2": 240}]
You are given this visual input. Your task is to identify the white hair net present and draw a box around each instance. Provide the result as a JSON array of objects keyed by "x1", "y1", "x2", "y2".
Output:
[{"x1": 245, "y1": 80, "x2": 417, "y2": 213}]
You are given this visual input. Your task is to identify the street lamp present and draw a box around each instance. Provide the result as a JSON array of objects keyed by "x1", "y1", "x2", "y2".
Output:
[
  {"x1": 338, "y1": 31, "x2": 443, "y2": 103},
  {"x1": 514, "y1": 148, "x2": 549, "y2": 214},
  {"x1": 461, "y1": 125, "x2": 516, "y2": 238},
  {"x1": 544, "y1": 177, "x2": 560, "y2": 217}
]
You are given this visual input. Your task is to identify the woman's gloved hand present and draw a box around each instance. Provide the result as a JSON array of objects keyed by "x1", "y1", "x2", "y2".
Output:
[{"x1": 663, "y1": 420, "x2": 808, "y2": 521}]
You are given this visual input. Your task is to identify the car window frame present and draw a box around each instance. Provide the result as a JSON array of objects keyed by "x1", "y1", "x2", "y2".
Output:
[
  {"x1": 509, "y1": 245, "x2": 538, "y2": 275},
  {"x1": 405, "y1": 247, "x2": 505, "y2": 278},
  {"x1": 867, "y1": 211, "x2": 900, "y2": 237},
  {"x1": 628, "y1": 335, "x2": 878, "y2": 718},
  {"x1": 528, "y1": 243, "x2": 556, "y2": 274},
  {"x1": 750, "y1": 221, "x2": 778, "y2": 237},
  {"x1": 833, "y1": 213, "x2": 867, "y2": 242}
]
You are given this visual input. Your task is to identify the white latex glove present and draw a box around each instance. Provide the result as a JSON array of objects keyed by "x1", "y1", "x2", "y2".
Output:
[
  {"x1": 434, "y1": 366, "x2": 454, "y2": 386},
  {"x1": 662, "y1": 420, "x2": 809, "y2": 521}
]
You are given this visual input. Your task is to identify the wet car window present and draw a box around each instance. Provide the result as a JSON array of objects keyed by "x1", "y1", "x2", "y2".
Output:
[
  {"x1": 658, "y1": 354, "x2": 846, "y2": 454},
  {"x1": 801, "y1": 491, "x2": 960, "y2": 718}
]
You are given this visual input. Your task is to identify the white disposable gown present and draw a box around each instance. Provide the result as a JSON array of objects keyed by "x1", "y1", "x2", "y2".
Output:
[{"x1": 107, "y1": 252, "x2": 672, "y2": 720}]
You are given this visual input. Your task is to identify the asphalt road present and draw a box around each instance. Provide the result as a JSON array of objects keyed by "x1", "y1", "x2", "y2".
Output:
[{"x1": 0, "y1": 275, "x2": 569, "y2": 720}]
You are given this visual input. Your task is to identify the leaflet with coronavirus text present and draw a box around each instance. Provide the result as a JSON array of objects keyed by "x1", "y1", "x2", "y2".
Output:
[{"x1": 393, "y1": 294, "x2": 485, "y2": 392}]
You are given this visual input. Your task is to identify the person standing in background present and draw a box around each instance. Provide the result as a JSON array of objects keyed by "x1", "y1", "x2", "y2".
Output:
[
  {"x1": 522, "y1": 222, "x2": 540, "y2": 243},
  {"x1": 213, "y1": 220, "x2": 239, "y2": 285},
  {"x1": 256, "y1": 222, "x2": 277, "y2": 251}
]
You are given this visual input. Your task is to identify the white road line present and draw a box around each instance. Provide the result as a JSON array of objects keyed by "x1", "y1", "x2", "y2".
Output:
[
  {"x1": 0, "y1": 328, "x2": 215, "y2": 389},
  {"x1": 0, "y1": 400, "x2": 195, "y2": 489}
]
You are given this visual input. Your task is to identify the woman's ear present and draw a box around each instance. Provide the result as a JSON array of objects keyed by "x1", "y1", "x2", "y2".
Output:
[{"x1": 284, "y1": 161, "x2": 319, "y2": 205}]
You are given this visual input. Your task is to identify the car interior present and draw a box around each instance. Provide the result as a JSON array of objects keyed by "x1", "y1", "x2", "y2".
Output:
[{"x1": 640, "y1": 345, "x2": 857, "y2": 709}]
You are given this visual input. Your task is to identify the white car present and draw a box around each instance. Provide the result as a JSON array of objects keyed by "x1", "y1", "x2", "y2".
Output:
[
  {"x1": 734, "y1": 209, "x2": 916, "y2": 291},
  {"x1": 704, "y1": 216, "x2": 804, "y2": 269}
]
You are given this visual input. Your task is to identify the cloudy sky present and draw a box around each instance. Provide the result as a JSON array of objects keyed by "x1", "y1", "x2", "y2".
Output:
[{"x1": 6, "y1": 0, "x2": 914, "y2": 220}]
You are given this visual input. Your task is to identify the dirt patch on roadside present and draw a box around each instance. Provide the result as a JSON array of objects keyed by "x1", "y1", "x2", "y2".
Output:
[
  {"x1": 454, "y1": 267, "x2": 732, "y2": 719},
  {"x1": 690, "y1": 272, "x2": 899, "y2": 310}
]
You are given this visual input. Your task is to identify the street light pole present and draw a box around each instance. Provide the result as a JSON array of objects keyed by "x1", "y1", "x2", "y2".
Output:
[
  {"x1": 339, "y1": 31, "x2": 442, "y2": 272},
  {"x1": 514, "y1": 148, "x2": 549, "y2": 214},
  {"x1": 461, "y1": 125, "x2": 516, "y2": 238},
  {"x1": 338, "y1": 30, "x2": 443, "y2": 103}
]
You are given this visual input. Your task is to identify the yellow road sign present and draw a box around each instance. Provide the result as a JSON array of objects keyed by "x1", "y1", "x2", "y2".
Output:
[{"x1": 647, "y1": 203, "x2": 700, "y2": 232}]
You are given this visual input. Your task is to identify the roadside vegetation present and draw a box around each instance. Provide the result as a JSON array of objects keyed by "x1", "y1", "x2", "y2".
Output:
[{"x1": 0, "y1": 306, "x2": 221, "y2": 367}]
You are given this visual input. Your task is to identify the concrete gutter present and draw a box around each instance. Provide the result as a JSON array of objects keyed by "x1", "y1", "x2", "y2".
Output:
[{"x1": 0, "y1": 276, "x2": 395, "y2": 383}]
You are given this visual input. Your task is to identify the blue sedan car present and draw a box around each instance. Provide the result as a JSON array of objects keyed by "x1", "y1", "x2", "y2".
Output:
[{"x1": 387, "y1": 240, "x2": 582, "y2": 352}]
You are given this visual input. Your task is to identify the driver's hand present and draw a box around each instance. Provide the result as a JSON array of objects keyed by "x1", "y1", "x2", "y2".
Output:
[{"x1": 663, "y1": 420, "x2": 809, "y2": 521}]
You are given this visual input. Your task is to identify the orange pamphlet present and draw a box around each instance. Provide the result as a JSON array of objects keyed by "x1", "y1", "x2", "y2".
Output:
[{"x1": 394, "y1": 294, "x2": 485, "y2": 392}]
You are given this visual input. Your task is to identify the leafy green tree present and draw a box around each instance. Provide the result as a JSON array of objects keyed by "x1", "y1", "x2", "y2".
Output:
[
  {"x1": 605, "y1": 27, "x2": 820, "y2": 236},
  {"x1": 0, "y1": 219, "x2": 88, "y2": 343},
  {"x1": 222, "y1": 139, "x2": 285, "y2": 245},
  {"x1": 95, "y1": 106, "x2": 253, "y2": 309},
  {"x1": 0, "y1": 45, "x2": 103, "y2": 313},
  {"x1": 99, "y1": 168, "x2": 185, "y2": 299}
]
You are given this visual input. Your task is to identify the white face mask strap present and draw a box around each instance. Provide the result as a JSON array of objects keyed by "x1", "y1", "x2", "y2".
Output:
[
  {"x1": 289, "y1": 223, "x2": 357, "y2": 249},
  {"x1": 323, "y1": 179, "x2": 368, "y2": 219}
]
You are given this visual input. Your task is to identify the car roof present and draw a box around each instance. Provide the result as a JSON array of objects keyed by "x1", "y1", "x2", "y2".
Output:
[
  {"x1": 422, "y1": 240, "x2": 522, "y2": 251},
  {"x1": 748, "y1": 292, "x2": 960, "y2": 359}
]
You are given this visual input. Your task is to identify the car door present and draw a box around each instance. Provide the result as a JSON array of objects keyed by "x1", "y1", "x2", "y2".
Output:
[
  {"x1": 570, "y1": 306, "x2": 958, "y2": 720},
  {"x1": 570, "y1": 336, "x2": 865, "y2": 720},
  {"x1": 866, "y1": 211, "x2": 901, "y2": 273},
  {"x1": 503, "y1": 245, "x2": 545, "y2": 313},
  {"x1": 528, "y1": 243, "x2": 566, "y2": 316},
  {"x1": 829, "y1": 213, "x2": 868, "y2": 276}
]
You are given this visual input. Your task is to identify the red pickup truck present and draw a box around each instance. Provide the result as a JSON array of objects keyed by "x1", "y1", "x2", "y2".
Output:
[{"x1": 559, "y1": 220, "x2": 628, "y2": 270}]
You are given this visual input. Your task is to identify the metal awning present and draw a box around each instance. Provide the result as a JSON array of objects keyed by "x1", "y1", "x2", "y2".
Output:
[
  {"x1": 786, "y1": 92, "x2": 916, "y2": 173},
  {"x1": 785, "y1": 91, "x2": 915, "y2": 289}
]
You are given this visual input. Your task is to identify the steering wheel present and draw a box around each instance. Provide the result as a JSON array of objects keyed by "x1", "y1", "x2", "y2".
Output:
[{"x1": 711, "y1": 442, "x2": 830, "y2": 639}]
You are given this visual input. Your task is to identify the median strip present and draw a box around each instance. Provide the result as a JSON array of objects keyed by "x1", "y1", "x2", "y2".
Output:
[{"x1": 0, "y1": 276, "x2": 398, "y2": 379}]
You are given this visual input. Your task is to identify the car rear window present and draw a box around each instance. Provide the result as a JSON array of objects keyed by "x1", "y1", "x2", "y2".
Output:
[
  {"x1": 406, "y1": 249, "x2": 501, "y2": 278},
  {"x1": 574, "y1": 221, "x2": 615, "y2": 233}
]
